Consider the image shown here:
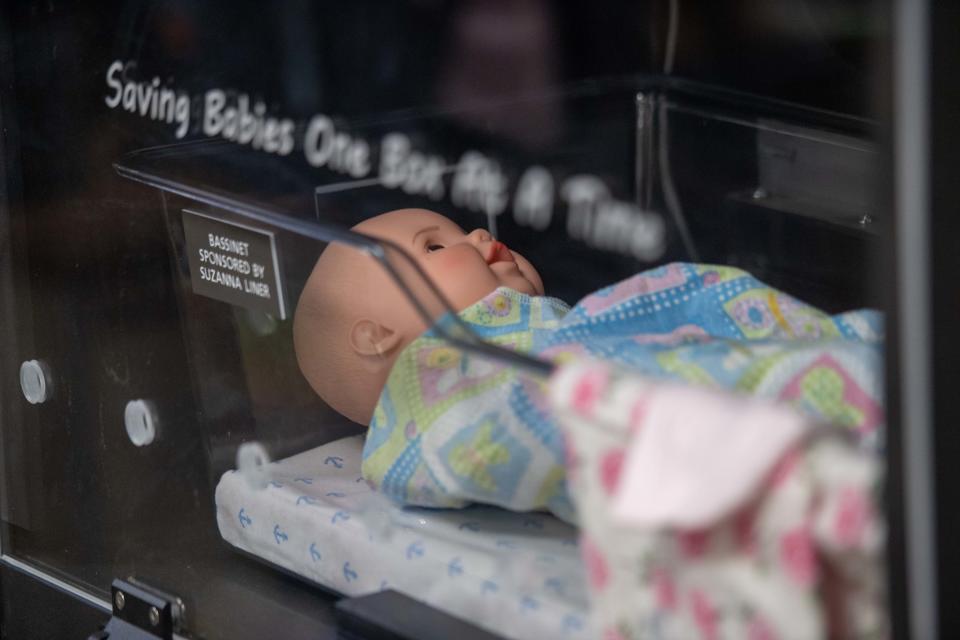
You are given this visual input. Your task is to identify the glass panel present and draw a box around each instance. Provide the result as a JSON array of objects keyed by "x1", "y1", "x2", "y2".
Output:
[
  {"x1": 637, "y1": 79, "x2": 879, "y2": 311},
  {"x1": 0, "y1": 2, "x2": 889, "y2": 639}
]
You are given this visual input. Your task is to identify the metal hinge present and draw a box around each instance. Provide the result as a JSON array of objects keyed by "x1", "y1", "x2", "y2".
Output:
[{"x1": 87, "y1": 578, "x2": 186, "y2": 640}]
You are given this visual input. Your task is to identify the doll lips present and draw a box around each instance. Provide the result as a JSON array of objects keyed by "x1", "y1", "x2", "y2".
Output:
[{"x1": 485, "y1": 241, "x2": 515, "y2": 265}]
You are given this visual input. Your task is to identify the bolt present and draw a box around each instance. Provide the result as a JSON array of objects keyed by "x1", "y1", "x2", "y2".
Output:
[
  {"x1": 114, "y1": 591, "x2": 125, "y2": 611},
  {"x1": 19, "y1": 360, "x2": 52, "y2": 405},
  {"x1": 173, "y1": 597, "x2": 186, "y2": 627},
  {"x1": 149, "y1": 606, "x2": 160, "y2": 627},
  {"x1": 751, "y1": 187, "x2": 768, "y2": 200},
  {"x1": 124, "y1": 399, "x2": 158, "y2": 447}
]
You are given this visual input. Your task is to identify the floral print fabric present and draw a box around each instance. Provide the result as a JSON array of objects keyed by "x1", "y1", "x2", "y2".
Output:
[{"x1": 549, "y1": 360, "x2": 887, "y2": 640}]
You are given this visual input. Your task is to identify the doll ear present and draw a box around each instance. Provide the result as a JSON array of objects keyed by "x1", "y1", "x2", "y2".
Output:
[{"x1": 348, "y1": 319, "x2": 402, "y2": 359}]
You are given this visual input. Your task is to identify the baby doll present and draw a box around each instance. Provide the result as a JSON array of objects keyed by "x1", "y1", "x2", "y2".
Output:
[
  {"x1": 295, "y1": 208, "x2": 884, "y2": 524},
  {"x1": 293, "y1": 208, "x2": 545, "y2": 425}
]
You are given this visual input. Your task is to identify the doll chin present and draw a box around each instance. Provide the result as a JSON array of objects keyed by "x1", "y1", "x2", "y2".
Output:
[
  {"x1": 506, "y1": 270, "x2": 541, "y2": 295},
  {"x1": 504, "y1": 276, "x2": 539, "y2": 295},
  {"x1": 489, "y1": 261, "x2": 541, "y2": 295}
]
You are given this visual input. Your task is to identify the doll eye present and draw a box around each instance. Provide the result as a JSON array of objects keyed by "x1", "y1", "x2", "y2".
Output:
[{"x1": 426, "y1": 243, "x2": 445, "y2": 252}]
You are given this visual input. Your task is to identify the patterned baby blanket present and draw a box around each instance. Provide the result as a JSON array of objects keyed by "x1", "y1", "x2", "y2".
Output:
[{"x1": 361, "y1": 263, "x2": 883, "y2": 523}]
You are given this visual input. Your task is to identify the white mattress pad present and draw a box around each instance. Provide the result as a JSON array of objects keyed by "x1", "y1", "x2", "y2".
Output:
[{"x1": 215, "y1": 435, "x2": 591, "y2": 640}]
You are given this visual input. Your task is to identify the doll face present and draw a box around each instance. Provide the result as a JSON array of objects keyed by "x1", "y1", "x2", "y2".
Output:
[
  {"x1": 294, "y1": 209, "x2": 544, "y2": 425},
  {"x1": 355, "y1": 209, "x2": 544, "y2": 312}
]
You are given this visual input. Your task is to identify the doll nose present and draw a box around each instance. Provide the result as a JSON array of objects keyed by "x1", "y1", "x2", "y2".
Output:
[
  {"x1": 468, "y1": 229, "x2": 514, "y2": 265},
  {"x1": 466, "y1": 228, "x2": 504, "y2": 264},
  {"x1": 467, "y1": 228, "x2": 493, "y2": 245}
]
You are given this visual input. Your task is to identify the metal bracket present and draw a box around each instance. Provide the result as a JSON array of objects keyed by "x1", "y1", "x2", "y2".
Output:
[{"x1": 87, "y1": 578, "x2": 185, "y2": 640}]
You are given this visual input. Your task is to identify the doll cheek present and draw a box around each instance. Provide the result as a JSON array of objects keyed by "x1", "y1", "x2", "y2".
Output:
[
  {"x1": 425, "y1": 246, "x2": 499, "y2": 307},
  {"x1": 430, "y1": 245, "x2": 487, "y2": 272}
]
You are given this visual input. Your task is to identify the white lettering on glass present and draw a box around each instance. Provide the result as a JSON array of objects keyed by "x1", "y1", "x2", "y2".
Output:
[
  {"x1": 512, "y1": 166, "x2": 554, "y2": 231},
  {"x1": 451, "y1": 151, "x2": 508, "y2": 217},
  {"x1": 104, "y1": 59, "x2": 191, "y2": 138},
  {"x1": 561, "y1": 175, "x2": 664, "y2": 260},
  {"x1": 379, "y1": 133, "x2": 446, "y2": 199},
  {"x1": 304, "y1": 115, "x2": 371, "y2": 178},
  {"x1": 104, "y1": 59, "x2": 667, "y2": 260}
]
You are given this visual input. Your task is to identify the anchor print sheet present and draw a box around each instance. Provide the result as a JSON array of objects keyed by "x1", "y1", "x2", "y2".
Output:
[{"x1": 216, "y1": 435, "x2": 591, "y2": 640}]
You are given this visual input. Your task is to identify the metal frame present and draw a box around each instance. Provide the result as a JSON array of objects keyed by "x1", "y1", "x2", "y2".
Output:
[{"x1": 892, "y1": 0, "x2": 937, "y2": 633}]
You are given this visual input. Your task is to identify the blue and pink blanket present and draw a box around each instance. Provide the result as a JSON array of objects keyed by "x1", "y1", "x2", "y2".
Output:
[{"x1": 361, "y1": 263, "x2": 883, "y2": 522}]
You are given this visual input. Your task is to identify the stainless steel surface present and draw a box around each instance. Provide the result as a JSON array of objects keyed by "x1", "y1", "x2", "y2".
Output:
[{"x1": 894, "y1": 0, "x2": 938, "y2": 637}]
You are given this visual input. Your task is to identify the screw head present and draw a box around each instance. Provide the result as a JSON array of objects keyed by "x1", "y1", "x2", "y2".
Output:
[
  {"x1": 149, "y1": 606, "x2": 160, "y2": 627},
  {"x1": 751, "y1": 187, "x2": 768, "y2": 200},
  {"x1": 19, "y1": 360, "x2": 52, "y2": 405},
  {"x1": 124, "y1": 399, "x2": 158, "y2": 447},
  {"x1": 114, "y1": 590, "x2": 125, "y2": 611}
]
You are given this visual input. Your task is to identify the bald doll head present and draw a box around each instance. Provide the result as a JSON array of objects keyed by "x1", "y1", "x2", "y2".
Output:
[{"x1": 293, "y1": 209, "x2": 544, "y2": 425}]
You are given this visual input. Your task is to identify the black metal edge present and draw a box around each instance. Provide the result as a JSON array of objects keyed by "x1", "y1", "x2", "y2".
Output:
[
  {"x1": 0, "y1": 563, "x2": 109, "y2": 639},
  {"x1": 335, "y1": 589, "x2": 503, "y2": 640}
]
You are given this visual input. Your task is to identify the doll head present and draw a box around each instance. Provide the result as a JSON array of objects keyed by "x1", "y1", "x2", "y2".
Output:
[{"x1": 293, "y1": 208, "x2": 543, "y2": 424}]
